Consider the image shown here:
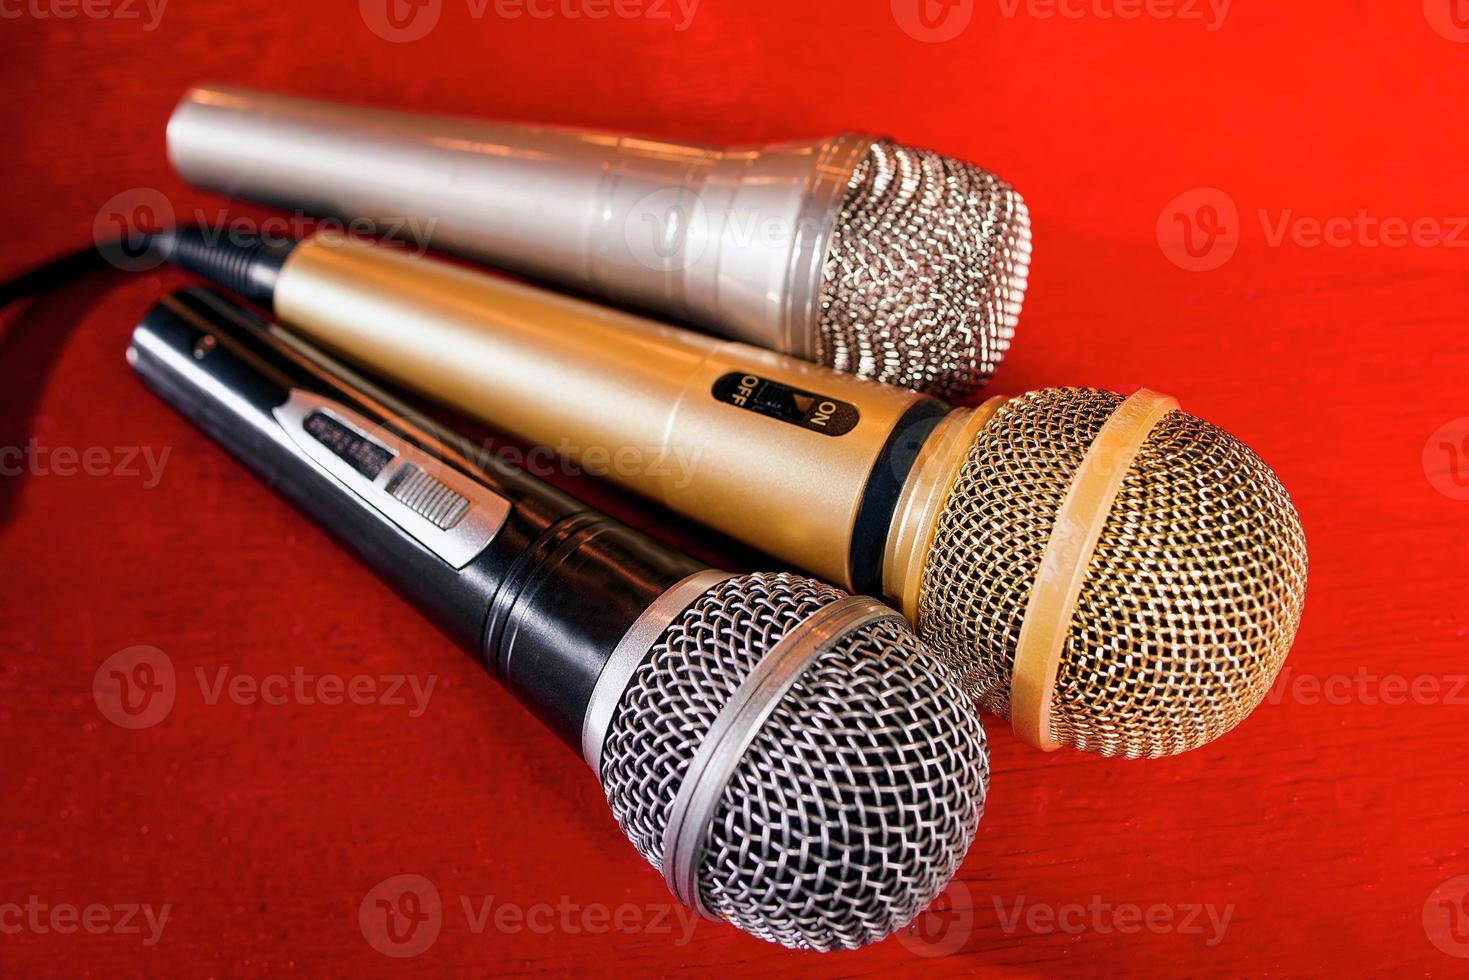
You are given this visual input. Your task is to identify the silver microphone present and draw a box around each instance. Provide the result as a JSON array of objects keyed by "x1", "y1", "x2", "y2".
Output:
[{"x1": 166, "y1": 84, "x2": 1031, "y2": 400}]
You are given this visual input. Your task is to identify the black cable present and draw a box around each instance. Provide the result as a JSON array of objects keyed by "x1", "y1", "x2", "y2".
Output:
[
  {"x1": 0, "y1": 226, "x2": 299, "y2": 316},
  {"x1": 0, "y1": 240, "x2": 126, "y2": 311}
]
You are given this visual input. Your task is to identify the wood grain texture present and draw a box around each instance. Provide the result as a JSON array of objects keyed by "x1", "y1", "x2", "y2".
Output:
[{"x1": 3, "y1": 2, "x2": 1468, "y2": 976}]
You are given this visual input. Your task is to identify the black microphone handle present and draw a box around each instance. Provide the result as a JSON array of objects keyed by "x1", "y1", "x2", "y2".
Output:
[{"x1": 127, "y1": 287, "x2": 707, "y2": 750}]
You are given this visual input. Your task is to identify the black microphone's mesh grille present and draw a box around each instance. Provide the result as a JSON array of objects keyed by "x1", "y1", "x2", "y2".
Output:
[
  {"x1": 702, "y1": 616, "x2": 988, "y2": 950},
  {"x1": 918, "y1": 388, "x2": 1309, "y2": 758},
  {"x1": 816, "y1": 140, "x2": 1031, "y2": 400},
  {"x1": 598, "y1": 573, "x2": 989, "y2": 951},
  {"x1": 600, "y1": 573, "x2": 840, "y2": 865}
]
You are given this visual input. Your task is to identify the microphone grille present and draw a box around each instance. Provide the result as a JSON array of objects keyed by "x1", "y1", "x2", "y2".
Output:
[
  {"x1": 919, "y1": 388, "x2": 1308, "y2": 758},
  {"x1": 816, "y1": 140, "x2": 1031, "y2": 400},
  {"x1": 598, "y1": 572, "x2": 989, "y2": 951}
]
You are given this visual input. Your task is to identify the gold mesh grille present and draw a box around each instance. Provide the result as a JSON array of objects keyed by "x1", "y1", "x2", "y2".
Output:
[{"x1": 917, "y1": 389, "x2": 1308, "y2": 758}]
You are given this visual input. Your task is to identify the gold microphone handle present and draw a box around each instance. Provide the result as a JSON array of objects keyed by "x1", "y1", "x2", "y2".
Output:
[{"x1": 274, "y1": 238, "x2": 931, "y2": 588}]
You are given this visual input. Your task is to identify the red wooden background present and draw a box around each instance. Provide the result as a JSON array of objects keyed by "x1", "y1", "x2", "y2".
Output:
[{"x1": 3, "y1": 2, "x2": 1468, "y2": 976}]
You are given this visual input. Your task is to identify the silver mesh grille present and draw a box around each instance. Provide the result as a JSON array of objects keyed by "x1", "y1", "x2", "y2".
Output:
[
  {"x1": 917, "y1": 389, "x2": 1308, "y2": 759},
  {"x1": 815, "y1": 140, "x2": 1031, "y2": 401},
  {"x1": 598, "y1": 573, "x2": 989, "y2": 951}
]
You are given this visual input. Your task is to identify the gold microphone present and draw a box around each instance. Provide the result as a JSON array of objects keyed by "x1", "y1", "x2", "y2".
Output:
[{"x1": 153, "y1": 228, "x2": 1309, "y2": 760}]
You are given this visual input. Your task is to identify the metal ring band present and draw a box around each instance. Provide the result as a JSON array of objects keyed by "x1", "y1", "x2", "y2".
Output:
[
  {"x1": 783, "y1": 132, "x2": 875, "y2": 362},
  {"x1": 884, "y1": 397, "x2": 1009, "y2": 621},
  {"x1": 580, "y1": 569, "x2": 735, "y2": 774},
  {"x1": 660, "y1": 596, "x2": 896, "y2": 919},
  {"x1": 1010, "y1": 389, "x2": 1180, "y2": 752}
]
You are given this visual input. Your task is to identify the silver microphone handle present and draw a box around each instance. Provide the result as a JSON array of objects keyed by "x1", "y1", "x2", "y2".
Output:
[{"x1": 167, "y1": 84, "x2": 872, "y2": 359}]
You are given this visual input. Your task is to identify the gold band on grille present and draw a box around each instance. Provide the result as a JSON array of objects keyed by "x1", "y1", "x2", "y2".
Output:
[
  {"x1": 1010, "y1": 389, "x2": 1181, "y2": 751},
  {"x1": 885, "y1": 397, "x2": 1009, "y2": 622}
]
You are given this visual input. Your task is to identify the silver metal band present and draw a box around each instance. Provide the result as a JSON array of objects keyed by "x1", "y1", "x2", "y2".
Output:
[
  {"x1": 660, "y1": 596, "x2": 896, "y2": 918},
  {"x1": 580, "y1": 569, "x2": 735, "y2": 775},
  {"x1": 779, "y1": 133, "x2": 874, "y2": 362},
  {"x1": 272, "y1": 389, "x2": 511, "y2": 569}
]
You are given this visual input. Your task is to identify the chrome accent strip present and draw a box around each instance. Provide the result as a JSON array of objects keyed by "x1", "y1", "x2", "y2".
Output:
[
  {"x1": 274, "y1": 390, "x2": 510, "y2": 568},
  {"x1": 580, "y1": 569, "x2": 735, "y2": 775},
  {"x1": 660, "y1": 596, "x2": 895, "y2": 918}
]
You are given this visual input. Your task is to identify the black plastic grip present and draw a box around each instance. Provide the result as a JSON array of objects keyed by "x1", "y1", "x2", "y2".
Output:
[{"x1": 149, "y1": 227, "x2": 297, "y2": 311}]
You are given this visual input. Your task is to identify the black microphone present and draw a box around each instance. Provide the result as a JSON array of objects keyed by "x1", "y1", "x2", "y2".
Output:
[{"x1": 126, "y1": 287, "x2": 990, "y2": 952}]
